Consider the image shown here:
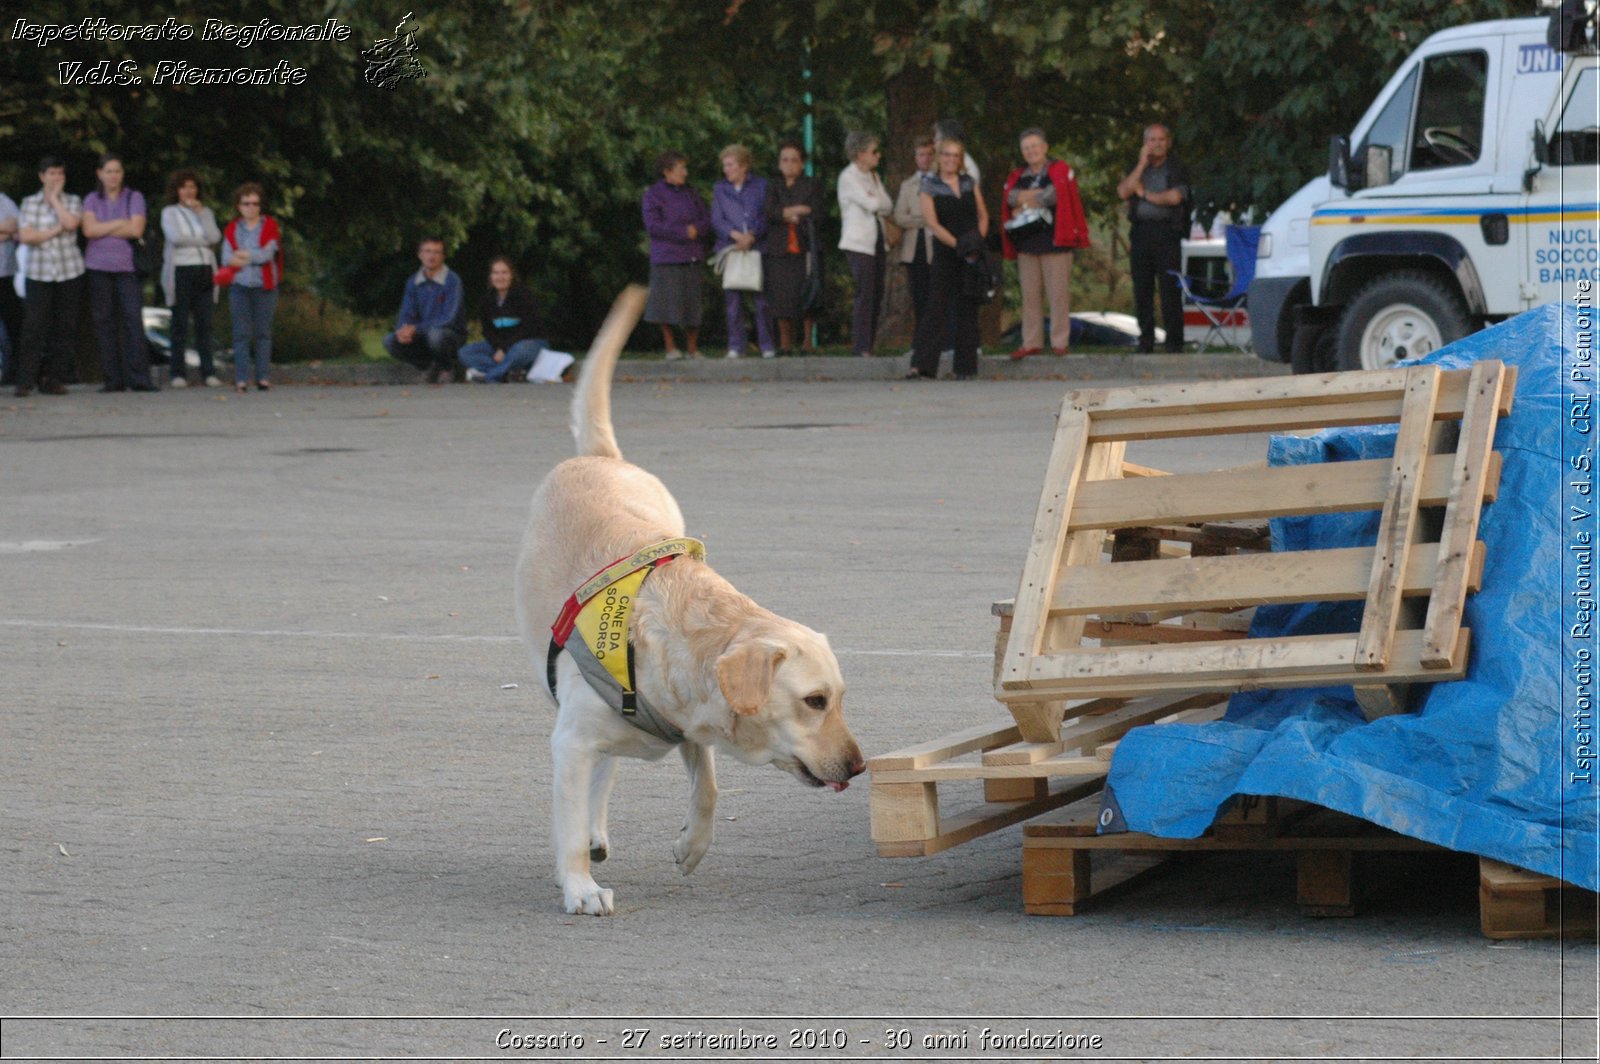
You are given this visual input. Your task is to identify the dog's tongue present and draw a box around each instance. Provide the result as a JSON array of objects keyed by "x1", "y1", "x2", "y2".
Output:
[{"x1": 827, "y1": 780, "x2": 849, "y2": 793}]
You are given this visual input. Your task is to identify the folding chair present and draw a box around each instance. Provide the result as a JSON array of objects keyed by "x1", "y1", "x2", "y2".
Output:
[{"x1": 1170, "y1": 224, "x2": 1260, "y2": 354}]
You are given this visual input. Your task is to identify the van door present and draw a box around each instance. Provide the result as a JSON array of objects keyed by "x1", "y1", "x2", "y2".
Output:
[{"x1": 1527, "y1": 60, "x2": 1600, "y2": 307}]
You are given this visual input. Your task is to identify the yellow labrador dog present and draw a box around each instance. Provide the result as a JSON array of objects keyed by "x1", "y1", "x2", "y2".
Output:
[{"x1": 515, "y1": 287, "x2": 864, "y2": 916}]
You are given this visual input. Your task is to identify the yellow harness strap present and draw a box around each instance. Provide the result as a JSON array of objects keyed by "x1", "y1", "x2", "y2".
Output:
[{"x1": 547, "y1": 537, "x2": 706, "y2": 742}]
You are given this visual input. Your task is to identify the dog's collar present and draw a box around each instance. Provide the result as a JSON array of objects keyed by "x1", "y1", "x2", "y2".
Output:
[{"x1": 546, "y1": 537, "x2": 705, "y2": 745}]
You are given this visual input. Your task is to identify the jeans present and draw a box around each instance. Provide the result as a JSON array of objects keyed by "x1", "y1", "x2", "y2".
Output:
[
  {"x1": 89, "y1": 269, "x2": 150, "y2": 389},
  {"x1": 458, "y1": 338, "x2": 547, "y2": 381},
  {"x1": 169, "y1": 264, "x2": 216, "y2": 380},
  {"x1": 383, "y1": 326, "x2": 464, "y2": 371},
  {"x1": 17, "y1": 275, "x2": 84, "y2": 391},
  {"x1": 230, "y1": 285, "x2": 278, "y2": 384}
]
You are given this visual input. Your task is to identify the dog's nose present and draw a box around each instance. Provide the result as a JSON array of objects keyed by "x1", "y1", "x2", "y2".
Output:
[{"x1": 847, "y1": 755, "x2": 866, "y2": 778}]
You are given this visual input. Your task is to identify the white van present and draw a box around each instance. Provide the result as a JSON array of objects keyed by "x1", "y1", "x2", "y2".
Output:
[{"x1": 1250, "y1": 12, "x2": 1598, "y2": 371}]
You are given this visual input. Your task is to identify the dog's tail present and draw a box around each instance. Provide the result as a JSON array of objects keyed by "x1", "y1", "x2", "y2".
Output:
[{"x1": 571, "y1": 285, "x2": 647, "y2": 460}]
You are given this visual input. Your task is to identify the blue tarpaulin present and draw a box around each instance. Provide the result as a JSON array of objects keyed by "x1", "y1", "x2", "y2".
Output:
[{"x1": 1100, "y1": 303, "x2": 1600, "y2": 891}]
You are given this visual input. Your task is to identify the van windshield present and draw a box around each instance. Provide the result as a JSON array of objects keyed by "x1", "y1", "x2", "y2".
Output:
[
  {"x1": 1358, "y1": 66, "x2": 1419, "y2": 181},
  {"x1": 1409, "y1": 50, "x2": 1488, "y2": 171},
  {"x1": 1552, "y1": 66, "x2": 1599, "y2": 166}
]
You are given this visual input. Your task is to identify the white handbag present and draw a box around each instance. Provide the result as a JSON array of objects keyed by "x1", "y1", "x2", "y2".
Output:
[{"x1": 713, "y1": 246, "x2": 763, "y2": 292}]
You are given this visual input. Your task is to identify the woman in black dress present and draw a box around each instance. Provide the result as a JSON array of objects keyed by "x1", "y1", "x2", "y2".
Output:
[
  {"x1": 762, "y1": 140, "x2": 823, "y2": 355},
  {"x1": 909, "y1": 136, "x2": 989, "y2": 380}
]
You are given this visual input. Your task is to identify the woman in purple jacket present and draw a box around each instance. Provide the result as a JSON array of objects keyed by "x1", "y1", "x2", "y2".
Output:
[
  {"x1": 711, "y1": 144, "x2": 773, "y2": 359},
  {"x1": 641, "y1": 151, "x2": 711, "y2": 360},
  {"x1": 81, "y1": 153, "x2": 153, "y2": 391}
]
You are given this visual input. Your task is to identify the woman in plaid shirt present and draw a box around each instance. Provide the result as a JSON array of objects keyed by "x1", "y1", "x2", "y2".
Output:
[{"x1": 14, "y1": 155, "x2": 85, "y2": 397}]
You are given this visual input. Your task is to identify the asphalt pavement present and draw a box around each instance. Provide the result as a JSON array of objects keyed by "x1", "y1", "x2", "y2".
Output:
[{"x1": 1, "y1": 364, "x2": 1593, "y2": 1061}]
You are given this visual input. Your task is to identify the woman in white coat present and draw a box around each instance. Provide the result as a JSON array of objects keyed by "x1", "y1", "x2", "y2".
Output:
[
  {"x1": 836, "y1": 132, "x2": 893, "y2": 357},
  {"x1": 160, "y1": 169, "x2": 222, "y2": 388}
]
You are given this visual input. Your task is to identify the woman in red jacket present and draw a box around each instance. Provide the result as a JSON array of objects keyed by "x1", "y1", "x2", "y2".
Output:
[
  {"x1": 219, "y1": 182, "x2": 282, "y2": 392},
  {"x1": 1001, "y1": 128, "x2": 1090, "y2": 359}
]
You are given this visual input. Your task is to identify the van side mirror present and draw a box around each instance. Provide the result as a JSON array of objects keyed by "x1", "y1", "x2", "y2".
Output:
[
  {"x1": 1329, "y1": 135, "x2": 1353, "y2": 190},
  {"x1": 1365, "y1": 145, "x2": 1394, "y2": 189},
  {"x1": 1533, "y1": 119, "x2": 1549, "y2": 165}
]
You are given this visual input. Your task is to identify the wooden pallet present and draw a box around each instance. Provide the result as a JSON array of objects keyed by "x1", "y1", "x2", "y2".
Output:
[
  {"x1": 1479, "y1": 858, "x2": 1600, "y2": 939},
  {"x1": 869, "y1": 691, "x2": 1226, "y2": 857},
  {"x1": 1020, "y1": 793, "x2": 1442, "y2": 917},
  {"x1": 997, "y1": 363, "x2": 1515, "y2": 741}
]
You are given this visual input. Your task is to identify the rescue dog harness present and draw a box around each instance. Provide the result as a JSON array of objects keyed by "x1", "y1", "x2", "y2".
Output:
[{"x1": 545, "y1": 537, "x2": 706, "y2": 744}]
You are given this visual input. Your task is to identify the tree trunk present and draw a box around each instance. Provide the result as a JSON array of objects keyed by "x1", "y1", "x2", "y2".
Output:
[{"x1": 877, "y1": 64, "x2": 940, "y2": 348}]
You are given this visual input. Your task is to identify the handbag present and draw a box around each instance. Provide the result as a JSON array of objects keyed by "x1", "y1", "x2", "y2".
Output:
[
  {"x1": 712, "y1": 246, "x2": 763, "y2": 292},
  {"x1": 1003, "y1": 205, "x2": 1053, "y2": 242},
  {"x1": 959, "y1": 246, "x2": 1002, "y2": 305},
  {"x1": 800, "y1": 216, "x2": 823, "y2": 314},
  {"x1": 128, "y1": 238, "x2": 152, "y2": 277}
]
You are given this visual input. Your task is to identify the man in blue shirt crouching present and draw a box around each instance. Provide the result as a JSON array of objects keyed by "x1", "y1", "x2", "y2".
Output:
[{"x1": 383, "y1": 236, "x2": 466, "y2": 383}]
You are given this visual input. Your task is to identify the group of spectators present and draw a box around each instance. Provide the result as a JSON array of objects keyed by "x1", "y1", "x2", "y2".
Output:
[
  {"x1": 1, "y1": 123, "x2": 1191, "y2": 395},
  {"x1": 638, "y1": 119, "x2": 1192, "y2": 376},
  {"x1": 0, "y1": 154, "x2": 280, "y2": 398}
]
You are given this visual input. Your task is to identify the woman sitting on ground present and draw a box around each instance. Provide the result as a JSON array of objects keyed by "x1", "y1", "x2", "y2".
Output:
[{"x1": 458, "y1": 257, "x2": 571, "y2": 382}]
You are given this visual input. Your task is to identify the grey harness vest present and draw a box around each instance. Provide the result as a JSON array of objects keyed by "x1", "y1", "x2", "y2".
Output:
[{"x1": 545, "y1": 538, "x2": 705, "y2": 745}]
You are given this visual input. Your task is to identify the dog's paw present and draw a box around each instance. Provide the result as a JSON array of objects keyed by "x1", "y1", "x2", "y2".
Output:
[
  {"x1": 562, "y1": 877, "x2": 615, "y2": 916},
  {"x1": 673, "y1": 824, "x2": 713, "y2": 876}
]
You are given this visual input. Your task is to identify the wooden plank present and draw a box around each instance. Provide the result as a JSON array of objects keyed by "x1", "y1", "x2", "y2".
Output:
[
  {"x1": 1078, "y1": 367, "x2": 1413, "y2": 415},
  {"x1": 1083, "y1": 620, "x2": 1251, "y2": 643},
  {"x1": 868, "y1": 782, "x2": 939, "y2": 845},
  {"x1": 980, "y1": 692, "x2": 1225, "y2": 765},
  {"x1": 1000, "y1": 405, "x2": 1092, "y2": 690},
  {"x1": 1353, "y1": 366, "x2": 1442, "y2": 671},
  {"x1": 1023, "y1": 829, "x2": 1440, "y2": 853},
  {"x1": 868, "y1": 720, "x2": 1023, "y2": 772},
  {"x1": 1086, "y1": 366, "x2": 1515, "y2": 442},
  {"x1": 1052, "y1": 542, "x2": 1483, "y2": 616},
  {"x1": 1021, "y1": 846, "x2": 1093, "y2": 915},
  {"x1": 1298, "y1": 850, "x2": 1356, "y2": 917},
  {"x1": 985, "y1": 777, "x2": 1048, "y2": 802},
  {"x1": 1422, "y1": 360, "x2": 1508, "y2": 669},
  {"x1": 871, "y1": 755, "x2": 1108, "y2": 784},
  {"x1": 1013, "y1": 438, "x2": 1130, "y2": 742},
  {"x1": 998, "y1": 628, "x2": 1469, "y2": 699},
  {"x1": 1068, "y1": 451, "x2": 1499, "y2": 530},
  {"x1": 1022, "y1": 630, "x2": 1390, "y2": 686},
  {"x1": 879, "y1": 776, "x2": 1106, "y2": 857}
]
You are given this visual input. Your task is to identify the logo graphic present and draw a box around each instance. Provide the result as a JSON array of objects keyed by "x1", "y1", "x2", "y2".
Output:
[{"x1": 362, "y1": 12, "x2": 427, "y2": 90}]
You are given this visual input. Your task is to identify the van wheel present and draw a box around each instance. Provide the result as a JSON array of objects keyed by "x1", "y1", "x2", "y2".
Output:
[
  {"x1": 1289, "y1": 324, "x2": 1335, "y2": 375},
  {"x1": 1335, "y1": 272, "x2": 1469, "y2": 371}
]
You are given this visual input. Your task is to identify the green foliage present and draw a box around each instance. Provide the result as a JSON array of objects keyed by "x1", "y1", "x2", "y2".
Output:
[{"x1": 0, "y1": 0, "x2": 1530, "y2": 350}]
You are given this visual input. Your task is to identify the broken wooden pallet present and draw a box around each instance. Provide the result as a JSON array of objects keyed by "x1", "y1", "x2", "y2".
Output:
[
  {"x1": 869, "y1": 691, "x2": 1226, "y2": 857},
  {"x1": 1479, "y1": 858, "x2": 1599, "y2": 940},
  {"x1": 998, "y1": 362, "x2": 1515, "y2": 742},
  {"x1": 1021, "y1": 793, "x2": 1442, "y2": 918}
]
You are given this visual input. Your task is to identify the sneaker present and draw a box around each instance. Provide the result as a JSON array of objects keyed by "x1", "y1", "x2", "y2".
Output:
[
  {"x1": 204, "y1": 376, "x2": 223, "y2": 388},
  {"x1": 664, "y1": 350, "x2": 683, "y2": 361},
  {"x1": 170, "y1": 376, "x2": 189, "y2": 389},
  {"x1": 761, "y1": 349, "x2": 776, "y2": 359},
  {"x1": 725, "y1": 349, "x2": 741, "y2": 359},
  {"x1": 465, "y1": 368, "x2": 487, "y2": 383}
]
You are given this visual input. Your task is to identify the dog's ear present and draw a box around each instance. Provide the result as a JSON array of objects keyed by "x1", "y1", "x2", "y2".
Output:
[{"x1": 716, "y1": 640, "x2": 788, "y2": 716}]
